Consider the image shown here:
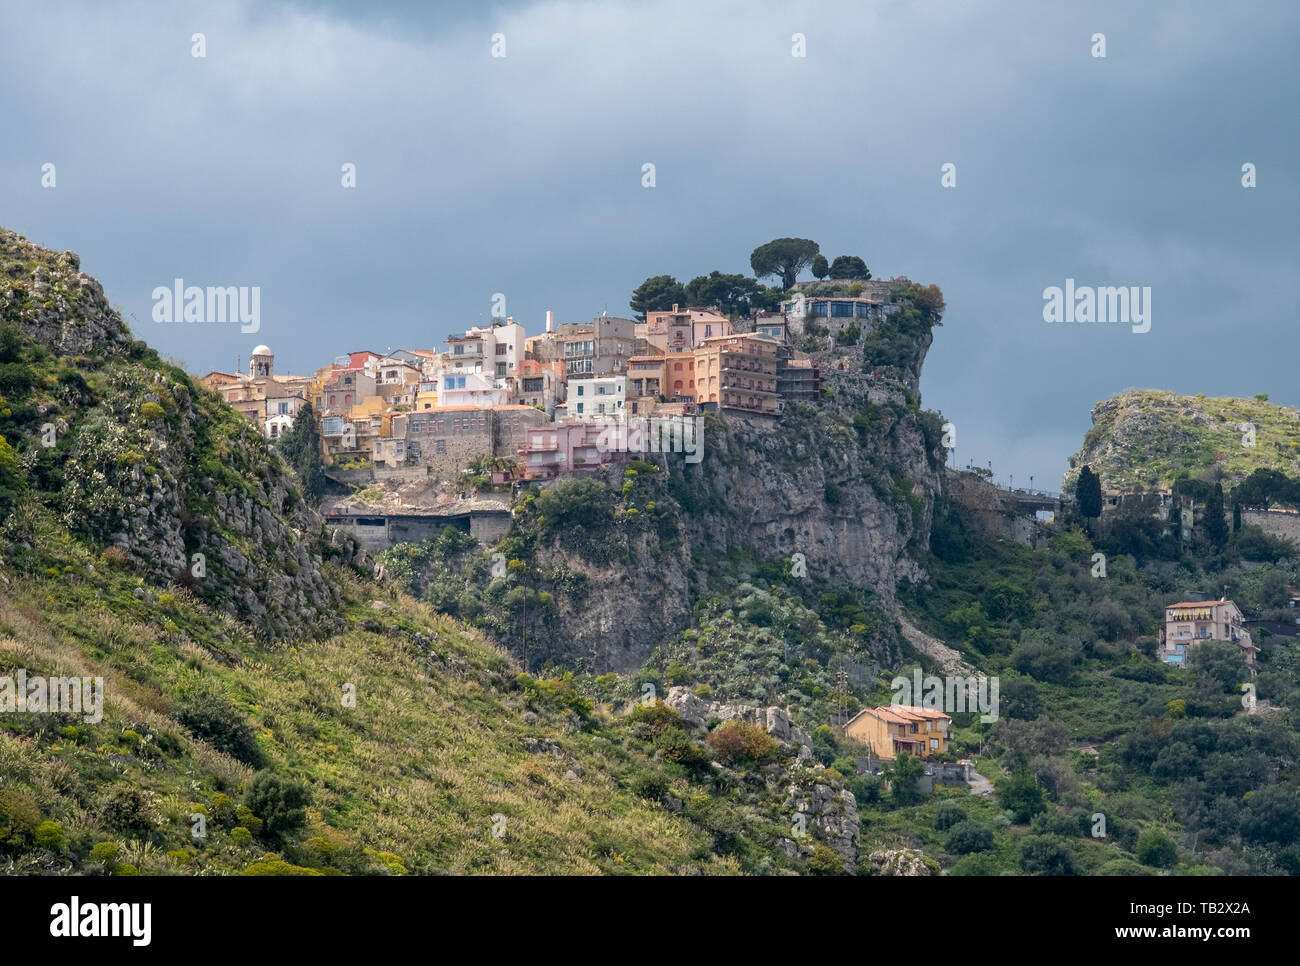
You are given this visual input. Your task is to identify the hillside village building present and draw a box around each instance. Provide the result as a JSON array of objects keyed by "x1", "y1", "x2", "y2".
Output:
[
  {"x1": 842, "y1": 705, "x2": 951, "y2": 759},
  {"x1": 694, "y1": 333, "x2": 781, "y2": 416},
  {"x1": 203, "y1": 290, "x2": 836, "y2": 491},
  {"x1": 199, "y1": 345, "x2": 312, "y2": 440},
  {"x1": 1161, "y1": 598, "x2": 1259, "y2": 673}
]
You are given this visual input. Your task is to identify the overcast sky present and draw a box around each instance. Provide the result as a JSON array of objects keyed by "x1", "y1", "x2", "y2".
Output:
[{"x1": 3, "y1": 0, "x2": 1297, "y2": 489}]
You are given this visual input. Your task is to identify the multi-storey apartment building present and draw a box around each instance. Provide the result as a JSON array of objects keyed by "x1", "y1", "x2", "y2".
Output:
[
  {"x1": 1161, "y1": 598, "x2": 1258, "y2": 673},
  {"x1": 694, "y1": 333, "x2": 781, "y2": 416}
]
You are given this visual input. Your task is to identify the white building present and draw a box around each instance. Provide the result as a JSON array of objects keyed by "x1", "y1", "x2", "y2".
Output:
[
  {"x1": 569, "y1": 375, "x2": 626, "y2": 418},
  {"x1": 439, "y1": 370, "x2": 507, "y2": 408},
  {"x1": 444, "y1": 318, "x2": 526, "y2": 384}
]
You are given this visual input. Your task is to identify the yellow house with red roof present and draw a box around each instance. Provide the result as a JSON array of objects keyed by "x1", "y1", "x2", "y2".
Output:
[{"x1": 842, "y1": 705, "x2": 951, "y2": 759}]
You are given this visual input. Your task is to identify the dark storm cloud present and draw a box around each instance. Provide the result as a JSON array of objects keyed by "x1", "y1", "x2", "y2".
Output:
[{"x1": 1, "y1": 0, "x2": 1296, "y2": 486}]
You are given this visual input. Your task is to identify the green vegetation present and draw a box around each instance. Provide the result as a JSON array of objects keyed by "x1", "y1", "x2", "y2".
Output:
[{"x1": 1069, "y1": 389, "x2": 1300, "y2": 491}]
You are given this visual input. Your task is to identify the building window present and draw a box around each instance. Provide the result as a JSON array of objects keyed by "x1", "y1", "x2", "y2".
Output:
[{"x1": 436, "y1": 439, "x2": 446, "y2": 454}]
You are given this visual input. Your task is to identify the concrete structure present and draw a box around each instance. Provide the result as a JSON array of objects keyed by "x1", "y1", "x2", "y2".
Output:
[
  {"x1": 1161, "y1": 598, "x2": 1258, "y2": 673},
  {"x1": 325, "y1": 503, "x2": 513, "y2": 550},
  {"x1": 644, "y1": 306, "x2": 731, "y2": 354},
  {"x1": 842, "y1": 705, "x2": 951, "y2": 759},
  {"x1": 776, "y1": 348, "x2": 822, "y2": 404},
  {"x1": 627, "y1": 355, "x2": 666, "y2": 415}
]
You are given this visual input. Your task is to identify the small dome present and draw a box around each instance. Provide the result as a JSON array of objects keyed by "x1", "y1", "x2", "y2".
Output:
[{"x1": 251, "y1": 345, "x2": 272, "y2": 356}]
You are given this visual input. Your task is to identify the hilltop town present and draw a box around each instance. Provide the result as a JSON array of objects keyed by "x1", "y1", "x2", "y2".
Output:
[{"x1": 197, "y1": 273, "x2": 909, "y2": 508}]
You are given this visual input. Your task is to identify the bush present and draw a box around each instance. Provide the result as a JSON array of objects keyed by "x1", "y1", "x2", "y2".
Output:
[
  {"x1": 653, "y1": 728, "x2": 710, "y2": 770},
  {"x1": 949, "y1": 852, "x2": 1004, "y2": 876},
  {"x1": 230, "y1": 827, "x2": 254, "y2": 846},
  {"x1": 99, "y1": 787, "x2": 156, "y2": 835},
  {"x1": 630, "y1": 771, "x2": 669, "y2": 802},
  {"x1": 34, "y1": 820, "x2": 66, "y2": 851},
  {"x1": 89, "y1": 841, "x2": 120, "y2": 867},
  {"x1": 1136, "y1": 829, "x2": 1178, "y2": 868},
  {"x1": 175, "y1": 690, "x2": 264, "y2": 767},
  {"x1": 997, "y1": 769, "x2": 1046, "y2": 823},
  {"x1": 705, "y1": 720, "x2": 780, "y2": 765},
  {"x1": 245, "y1": 772, "x2": 311, "y2": 840},
  {"x1": 1018, "y1": 835, "x2": 1077, "y2": 875},
  {"x1": 945, "y1": 820, "x2": 995, "y2": 854},
  {"x1": 808, "y1": 843, "x2": 844, "y2": 875},
  {"x1": 933, "y1": 800, "x2": 967, "y2": 831},
  {"x1": 1097, "y1": 858, "x2": 1153, "y2": 876},
  {"x1": 242, "y1": 858, "x2": 325, "y2": 876},
  {"x1": 0, "y1": 789, "x2": 41, "y2": 848},
  {"x1": 624, "y1": 701, "x2": 683, "y2": 739}
]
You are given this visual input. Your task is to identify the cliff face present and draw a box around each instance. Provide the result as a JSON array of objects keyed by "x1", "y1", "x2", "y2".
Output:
[
  {"x1": 0, "y1": 228, "x2": 365, "y2": 640},
  {"x1": 389, "y1": 299, "x2": 947, "y2": 673},
  {"x1": 667, "y1": 365, "x2": 942, "y2": 611}
]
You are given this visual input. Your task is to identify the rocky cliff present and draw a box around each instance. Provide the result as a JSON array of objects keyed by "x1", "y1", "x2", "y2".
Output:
[
  {"x1": 1065, "y1": 388, "x2": 1300, "y2": 493},
  {"x1": 381, "y1": 290, "x2": 948, "y2": 673},
  {"x1": 0, "y1": 227, "x2": 372, "y2": 640}
]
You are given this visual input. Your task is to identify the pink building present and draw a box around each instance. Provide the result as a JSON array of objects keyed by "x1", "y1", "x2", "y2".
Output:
[{"x1": 518, "y1": 423, "x2": 622, "y2": 479}]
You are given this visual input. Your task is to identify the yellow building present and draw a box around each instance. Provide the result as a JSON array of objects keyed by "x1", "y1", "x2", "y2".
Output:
[{"x1": 842, "y1": 705, "x2": 950, "y2": 759}]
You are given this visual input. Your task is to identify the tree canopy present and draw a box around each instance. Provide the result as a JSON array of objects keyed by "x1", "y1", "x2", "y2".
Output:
[
  {"x1": 828, "y1": 255, "x2": 870, "y2": 279},
  {"x1": 683, "y1": 271, "x2": 782, "y2": 317},
  {"x1": 1076, "y1": 466, "x2": 1102, "y2": 519},
  {"x1": 629, "y1": 275, "x2": 687, "y2": 321},
  {"x1": 275, "y1": 401, "x2": 326, "y2": 500},
  {"x1": 749, "y1": 237, "x2": 820, "y2": 290}
]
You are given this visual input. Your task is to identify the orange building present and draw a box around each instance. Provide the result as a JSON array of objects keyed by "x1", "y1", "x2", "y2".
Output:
[
  {"x1": 693, "y1": 333, "x2": 781, "y2": 415},
  {"x1": 842, "y1": 705, "x2": 951, "y2": 759}
]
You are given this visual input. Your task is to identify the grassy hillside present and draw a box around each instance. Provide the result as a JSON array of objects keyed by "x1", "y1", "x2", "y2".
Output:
[
  {"x1": 1067, "y1": 389, "x2": 1300, "y2": 492},
  {"x1": 0, "y1": 227, "x2": 842, "y2": 876}
]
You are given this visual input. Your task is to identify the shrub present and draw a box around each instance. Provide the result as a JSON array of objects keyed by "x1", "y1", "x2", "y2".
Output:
[
  {"x1": 1097, "y1": 858, "x2": 1153, "y2": 876},
  {"x1": 808, "y1": 843, "x2": 844, "y2": 875},
  {"x1": 997, "y1": 769, "x2": 1046, "y2": 823},
  {"x1": 99, "y1": 787, "x2": 156, "y2": 835},
  {"x1": 0, "y1": 789, "x2": 41, "y2": 848},
  {"x1": 233, "y1": 805, "x2": 264, "y2": 836},
  {"x1": 653, "y1": 728, "x2": 710, "y2": 770},
  {"x1": 245, "y1": 772, "x2": 311, "y2": 839},
  {"x1": 175, "y1": 690, "x2": 264, "y2": 767},
  {"x1": 945, "y1": 820, "x2": 995, "y2": 854},
  {"x1": 624, "y1": 701, "x2": 682, "y2": 739},
  {"x1": 230, "y1": 827, "x2": 254, "y2": 846},
  {"x1": 242, "y1": 858, "x2": 325, "y2": 876},
  {"x1": 630, "y1": 771, "x2": 669, "y2": 802},
  {"x1": 34, "y1": 820, "x2": 66, "y2": 851},
  {"x1": 705, "y1": 720, "x2": 779, "y2": 765},
  {"x1": 1018, "y1": 835, "x2": 1077, "y2": 875},
  {"x1": 949, "y1": 852, "x2": 1004, "y2": 876},
  {"x1": 89, "y1": 841, "x2": 121, "y2": 866},
  {"x1": 933, "y1": 800, "x2": 967, "y2": 831},
  {"x1": 1136, "y1": 829, "x2": 1178, "y2": 868}
]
